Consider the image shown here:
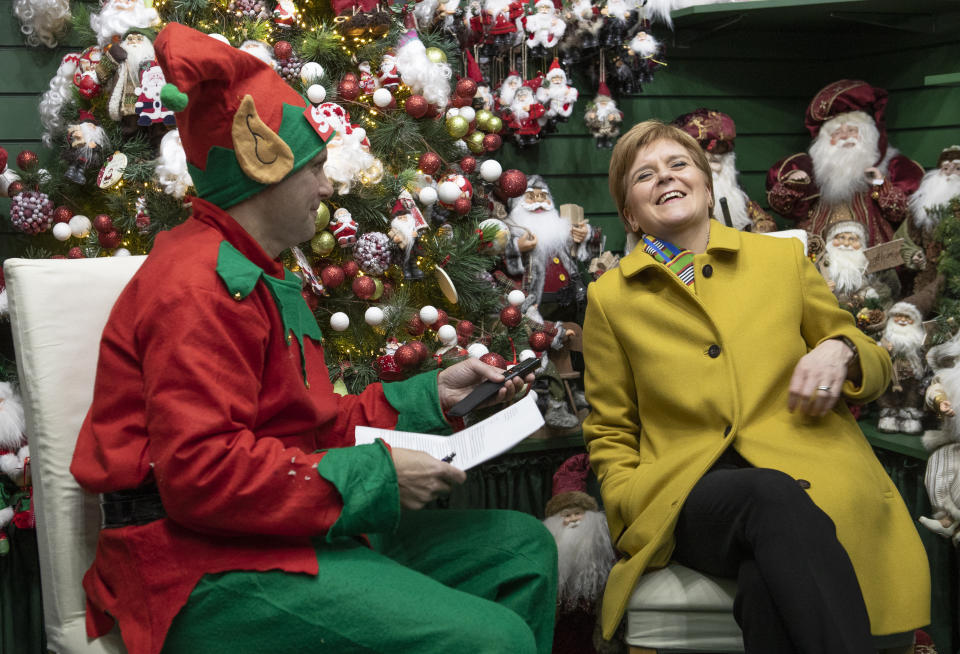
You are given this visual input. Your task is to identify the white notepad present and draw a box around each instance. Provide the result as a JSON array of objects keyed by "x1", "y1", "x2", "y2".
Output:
[{"x1": 354, "y1": 392, "x2": 545, "y2": 470}]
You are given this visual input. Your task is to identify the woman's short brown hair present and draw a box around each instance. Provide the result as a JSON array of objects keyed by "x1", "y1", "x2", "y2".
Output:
[{"x1": 608, "y1": 119, "x2": 715, "y2": 228}]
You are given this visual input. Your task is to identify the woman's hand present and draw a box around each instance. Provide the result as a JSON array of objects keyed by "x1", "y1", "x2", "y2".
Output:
[
  {"x1": 391, "y1": 448, "x2": 466, "y2": 509},
  {"x1": 436, "y1": 357, "x2": 534, "y2": 412},
  {"x1": 787, "y1": 339, "x2": 856, "y2": 417}
]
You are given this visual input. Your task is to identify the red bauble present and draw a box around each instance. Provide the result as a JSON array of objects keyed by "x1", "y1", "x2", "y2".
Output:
[
  {"x1": 67, "y1": 246, "x2": 85, "y2": 259},
  {"x1": 320, "y1": 265, "x2": 345, "y2": 288},
  {"x1": 407, "y1": 315, "x2": 426, "y2": 336},
  {"x1": 0, "y1": 147, "x2": 6, "y2": 172},
  {"x1": 431, "y1": 308, "x2": 448, "y2": 329},
  {"x1": 418, "y1": 152, "x2": 442, "y2": 175},
  {"x1": 342, "y1": 260, "x2": 360, "y2": 278},
  {"x1": 376, "y1": 354, "x2": 405, "y2": 381},
  {"x1": 98, "y1": 230, "x2": 121, "y2": 249},
  {"x1": 450, "y1": 95, "x2": 471, "y2": 108},
  {"x1": 453, "y1": 196, "x2": 472, "y2": 215},
  {"x1": 408, "y1": 339, "x2": 429, "y2": 363},
  {"x1": 424, "y1": 104, "x2": 440, "y2": 119},
  {"x1": 456, "y1": 320, "x2": 474, "y2": 337},
  {"x1": 499, "y1": 169, "x2": 527, "y2": 198},
  {"x1": 405, "y1": 94, "x2": 428, "y2": 118},
  {"x1": 458, "y1": 334, "x2": 468, "y2": 347},
  {"x1": 482, "y1": 133, "x2": 502, "y2": 152},
  {"x1": 460, "y1": 156, "x2": 477, "y2": 174},
  {"x1": 351, "y1": 275, "x2": 376, "y2": 299},
  {"x1": 6, "y1": 180, "x2": 23, "y2": 197},
  {"x1": 53, "y1": 206, "x2": 72, "y2": 224},
  {"x1": 342, "y1": 72, "x2": 358, "y2": 83},
  {"x1": 529, "y1": 330, "x2": 551, "y2": 352},
  {"x1": 273, "y1": 40, "x2": 293, "y2": 60},
  {"x1": 93, "y1": 213, "x2": 114, "y2": 233},
  {"x1": 455, "y1": 77, "x2": 478, "y2": 98},
  {"x1": 499, "y1": 305, "x2": 522, "y2": 327},
  {"x1": 479, "y1": 352, "x2": 508, "y2": 369},
  {"x1": 338, "y1": 79, "x2": 360, "y2": 101},
  {"x1": 394, "y1": 344, "x2": 419, "y2": 370},
  {"x1": 16, "y1": 150, "x2": 38, "y2": 171},
  {"x1": 302, "y1": 289, "x2": 319, "y2": 312},
  {"x1": 380, "y1": 281, "x2": 394, "y2": 300}
]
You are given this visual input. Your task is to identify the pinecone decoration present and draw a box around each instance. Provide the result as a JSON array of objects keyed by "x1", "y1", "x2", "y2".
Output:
[
  {"x1": 277, "y1": 54, "x2": 304, "y2": 85},
  {"x1": 228, "y1": 0, "x2": 270, "y2": 20},
  {"x1": 354, "y1": 232, "x2": 393, "y2": 275},
  {"x1": 10, "y1": 190, "x2": 54, "y2": 234}
]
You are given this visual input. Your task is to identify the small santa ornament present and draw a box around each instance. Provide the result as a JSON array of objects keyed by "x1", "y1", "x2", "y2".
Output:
[
  {"x1": 583, "y1": 81, "x2": 622, "y2": 149},
  {"x1": 522, "y1": 0, "x2": 566, "y2": 56},
  {"x1": 537, "y1": 59, "x2": 578, "y2": 124}
]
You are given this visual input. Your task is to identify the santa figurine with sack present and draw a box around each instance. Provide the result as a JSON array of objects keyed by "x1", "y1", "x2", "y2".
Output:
[
  {"x1": 766, "y1": 79, "x2": 924, "y2": 246},
  {"x1": 876, "y1": 302, "x2": 928, "y2": 435},
  {"x1": 672, "y1": 108, "x2": 776, "y2": 233},
  {"x1": 583, "y1": 81, "x2": 622, "y2": 150},
  {"x1": 543, "y1": 453, "x2": 618, "y2": 654}
]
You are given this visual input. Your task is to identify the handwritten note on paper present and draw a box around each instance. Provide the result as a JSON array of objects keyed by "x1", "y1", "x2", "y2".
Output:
[{"x1": 354, "y1": 393, "x2": 545, "y2": 470}]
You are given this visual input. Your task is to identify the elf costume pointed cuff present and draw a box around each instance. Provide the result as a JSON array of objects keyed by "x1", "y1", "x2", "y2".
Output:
[
  {"x1": 317, "y1": 440, "x2": 400, "y2": 541},
  {"x1": 382, "y1": 371, "x2": 451, "y2": 434}
]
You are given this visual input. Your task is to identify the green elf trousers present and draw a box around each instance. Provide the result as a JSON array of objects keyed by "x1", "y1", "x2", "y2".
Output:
[{"x1": 162, "y1": 509, "x2": 558, "y2": 654}]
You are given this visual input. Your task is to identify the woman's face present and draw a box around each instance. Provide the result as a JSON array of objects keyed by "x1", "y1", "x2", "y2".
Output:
[{"x1": 622, "y1": 138, "x2": 712, "y2": 239}]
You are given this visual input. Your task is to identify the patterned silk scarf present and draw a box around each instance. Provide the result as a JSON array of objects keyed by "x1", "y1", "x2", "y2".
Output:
[{"x1": 641, "y1": 234, "x2": 696, "y2": 287}]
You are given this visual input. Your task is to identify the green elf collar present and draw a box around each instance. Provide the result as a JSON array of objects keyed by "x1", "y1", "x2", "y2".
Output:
[{"x1": 215, "y1": 241, "x2": 323, "y2": 387}]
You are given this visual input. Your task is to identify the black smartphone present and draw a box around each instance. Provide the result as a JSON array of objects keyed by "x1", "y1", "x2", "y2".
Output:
[{"x1": 446, "y1": 356, "x2": 542, "y2": 418}]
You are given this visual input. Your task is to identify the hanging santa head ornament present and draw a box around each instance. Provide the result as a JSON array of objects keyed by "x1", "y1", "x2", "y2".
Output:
[
  {"x1": 804, "y1": 80, "x2": 889, "y2": 162},
  {"x1": 89, "y1": 0, "x2": 160, "y2": 46},
  {"x1": 672, "y1": 108, "x2": 736, "y2": 156}
]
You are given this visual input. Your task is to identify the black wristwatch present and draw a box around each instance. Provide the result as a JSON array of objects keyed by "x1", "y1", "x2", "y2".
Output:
[{"x1": 835, "y1": 336, "x2": 860, "y2": 366}]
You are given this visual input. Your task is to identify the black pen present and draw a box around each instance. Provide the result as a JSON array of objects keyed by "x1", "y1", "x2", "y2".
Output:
[{"x1": 441, "y1": 452, "x2": 456, "y2": 463}]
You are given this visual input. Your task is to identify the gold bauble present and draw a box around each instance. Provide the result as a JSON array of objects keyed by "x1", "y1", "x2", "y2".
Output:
[
  {"x1": 371, "y1": 278, "x2": 385, "y2": 300},
  {"x1": 475, "y1": 109, "x2": 493, "y2": 129},
  {"x1": 425, "y1": 47, "x2": 447, "y2": 64},
  {"x1": 315, "y1": 203, "x2": 331, "y2": 231},
  {"x1": 446, "y1": 115, "x2": 470, "y2": 139},
  {"x1": 466, "y1": 131, "x2": 485, "y2": 154},
  {"x1": 310, "y1": 230, "x2": 335, "y2": 256},
  {"x1": 486, "y1": 116, "x2": 503, "y2": 133}
]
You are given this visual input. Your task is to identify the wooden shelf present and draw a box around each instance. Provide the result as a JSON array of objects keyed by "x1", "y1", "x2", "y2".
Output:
[{"x1": 859, "y1": 420, "x2": 930, "y2": 459}]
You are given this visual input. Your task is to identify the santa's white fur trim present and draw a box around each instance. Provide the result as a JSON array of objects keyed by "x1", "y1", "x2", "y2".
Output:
[{"x1": 0, "y1": 382, "x2": 26, "y2": 452}]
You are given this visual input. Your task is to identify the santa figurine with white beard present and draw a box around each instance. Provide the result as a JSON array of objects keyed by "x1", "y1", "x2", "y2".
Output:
[
  {"x1": 672, "y1": 108, "x2": 776, "y2": 233},
  {"x1": 766, "y1": 80, "x2": 924, "y2": 247},
  {"x1": 521, "y1": 0, "x2": 566, "y2": 56},
  {"x1": 505, "y1": 82, "x2": 546, "y2": 147},
  {"x1": 876, "y1": 302, "x2": 929, "y2": 434},
  {"x1": 482, "y1": 0, "x2": 524, "y2": 52},
  {"x1": 537, "y1": 59, "x2": 578, "y2": 122},
  {"x1": 64, "y1": 110, "x2": 111, "y2": 185},
  {"x1": 154, "y1": 128, "x2": 193, "y2": 199},
  {"x1": 542, "y1": 453, "x2": 617, "y2": 654},
  {"x1": 920, "y1": 334, "x2": 960, "y2": 543},
  {"x1": 817, "y1": 219, "x2": 897, "y2": 319},
  {"x1": 503, "y1": 175, "x2": 598, "y2": 324},
  {"x1": 894, "y1": 145, "x2": 960, "y2": 317}
]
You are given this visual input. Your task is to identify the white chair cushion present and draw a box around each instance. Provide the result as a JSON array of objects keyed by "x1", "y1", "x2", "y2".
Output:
[
  {"x1": 625, "y1": 563, "x2": 744, "y2": 652},
  {"x1": 5, "y1": 257, "x2": 146, "y2": 654}
]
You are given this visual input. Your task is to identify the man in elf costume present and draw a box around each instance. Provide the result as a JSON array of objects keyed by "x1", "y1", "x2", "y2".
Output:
[
  {"x1": 766, "y1": 79, "x2": 924, "y2": 247},
  {"x1": 70, "y1": 23, "x2": 556, "y2": 654}
]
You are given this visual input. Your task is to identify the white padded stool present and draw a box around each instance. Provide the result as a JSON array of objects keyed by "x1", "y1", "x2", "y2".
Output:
[{"x1": 625, "y1": 563, "x2": 744, "y2": 654}]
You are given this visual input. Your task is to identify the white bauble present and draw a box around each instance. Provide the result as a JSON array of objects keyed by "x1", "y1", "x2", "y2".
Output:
[
  {"x1": 353, "y1": 127, "x2": 367, "y2": 141},
  {"x1": 330, "y1": 312, "x2": 350, "y2": 331},
  {"x1": 418, "y1": 186, "x2": 438, "y2": 205},
  {"x1": 51, "y1": 222, "x2": 72, "y2": 241},
  {"x1": 507, "y1": 289, "x2": 525, "y2": 306},
  {"x1": 307, "y1": 84, "x2": 327, "y2": 104},
  {"x1": 453, "y1": 139, "x2": 468, "y2": 154},
  {"x1": 458, "y1": 106, "x2": 475, "y2": 122},
  {"x1": 372, "y1": 88, "x2": 392, "y2": 108},
  {"x1": 437, "y1": 181, "x2": 461, "y2": 204},
  {"x1": 467, "y1": 343, "x2": 489, "y2": 358},
  {"x1": 364, "y1": 306, "x2": 385, "y2": 326},
  {"x1": 445, "y1": 107, "x2": 460, "y2": 118},
  {"x1": 519, "y1": 349, "x2": 537, "y2": 361},
  {"x1": 113, "y1": 248, "x2": 131, "y2": 257},
  {"x1": 437, "y1": 324, "x2": 457, "y2": 345},
  {"x1": 300, "y1": 62, "x2": 325, "y2": 86},
  {"x1": 419, "y1": 305, "x2": 439, "y2": 324},
  {"x1": 68, "y1": 214, "x2": 91, "y2": 238},
  {"x1": 479, "y1": 160, "x2": 502, "y2": 182}
]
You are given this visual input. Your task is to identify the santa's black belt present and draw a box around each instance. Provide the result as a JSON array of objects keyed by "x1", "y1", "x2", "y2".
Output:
[{"x1": 100, "y1": 482, "x2": 166, "y2": 529}]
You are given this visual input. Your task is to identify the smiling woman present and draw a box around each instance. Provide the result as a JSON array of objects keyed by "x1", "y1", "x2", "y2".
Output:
[{"x1": 583, "y1": 120, "x2": 931, "y2": 651}]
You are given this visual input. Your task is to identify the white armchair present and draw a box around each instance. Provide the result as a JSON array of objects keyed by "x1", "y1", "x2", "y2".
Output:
[{"x1": 5, "y1": 256, "x2": 146, "y2": 654}]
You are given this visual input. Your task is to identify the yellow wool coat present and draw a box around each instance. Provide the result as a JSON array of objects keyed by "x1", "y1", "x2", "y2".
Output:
[{"x1": 583, "y1": 222, "x2": 930, "y2": 640}]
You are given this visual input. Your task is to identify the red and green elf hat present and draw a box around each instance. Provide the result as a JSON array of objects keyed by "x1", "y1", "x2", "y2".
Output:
[{"x1": 154, "y1": 22, "x2": 333, "y2": 209}]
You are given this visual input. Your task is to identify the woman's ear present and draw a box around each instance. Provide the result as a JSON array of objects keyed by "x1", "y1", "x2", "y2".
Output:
[{"x1": 623, "y1": 209, "x2": 639, "y2": 233}]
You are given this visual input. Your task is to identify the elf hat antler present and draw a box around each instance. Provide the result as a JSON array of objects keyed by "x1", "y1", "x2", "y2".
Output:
[{"x1": 154, "y1": 22, "x2": 332, "y2": 209}]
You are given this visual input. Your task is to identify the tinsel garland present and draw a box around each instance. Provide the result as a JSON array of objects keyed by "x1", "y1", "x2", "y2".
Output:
[{"x1": 932, "y1": 197, "x2": 960, "y2": 345}]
